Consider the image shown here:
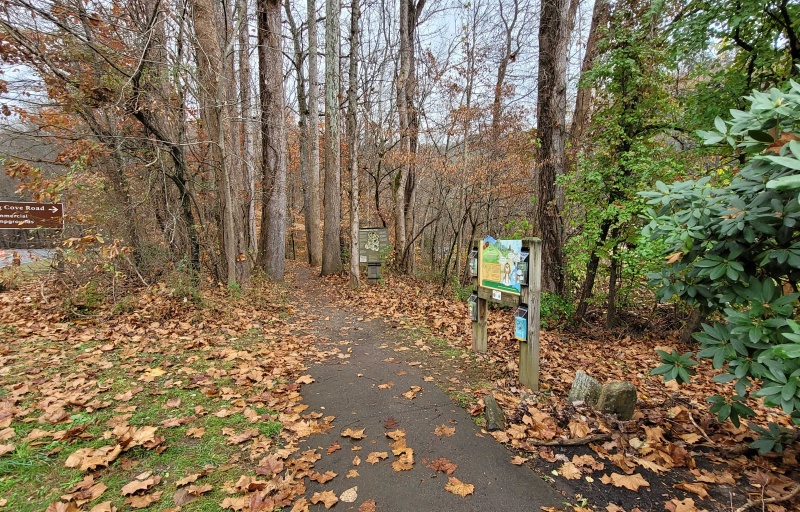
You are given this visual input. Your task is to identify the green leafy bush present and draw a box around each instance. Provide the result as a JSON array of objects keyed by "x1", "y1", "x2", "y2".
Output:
[{"x1": 642, "y1": 78, "x2": 800, "y2": 450}]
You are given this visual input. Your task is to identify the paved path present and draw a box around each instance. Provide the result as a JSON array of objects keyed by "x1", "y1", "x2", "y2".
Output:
[{"x1": 292, "y1": 266, "x2": 563, "y2": 511}]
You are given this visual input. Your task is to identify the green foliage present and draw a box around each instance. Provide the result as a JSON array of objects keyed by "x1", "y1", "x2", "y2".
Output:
[
  {"x1": 642, "y1": 79, "x2": 800, "y2": 447},
  {"x1": 564, "y1": 0, "x2": 693, "y2": 311},
  {"x1": 540, "y1": 292, "x2": 575, "y2": 329},
  {"x1": 651, "y1": 349, "x2": 697, "y2": 384}
]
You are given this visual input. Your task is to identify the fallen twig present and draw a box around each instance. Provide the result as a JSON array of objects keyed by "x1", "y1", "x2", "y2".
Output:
[
  {"x1": 733, "y1": 483, "x2": 800, "y2": 512},
  {"x1": 688, "y1": 411, "x2": 714, "y2": 445},
  {"x1": 524, "y1": 433, "x2": 612, "y2": 447}
]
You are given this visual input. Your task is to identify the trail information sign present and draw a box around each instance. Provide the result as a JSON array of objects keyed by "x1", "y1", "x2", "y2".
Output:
[
  {"x1": 358, "y1": 227, "x2": 389, "y2": 263},
  {"x1": 0, "y1": 202, "x2": 64, "y2": 229},
  {"x1": 478, "y1": 237, "x2": 524, "y2": 296}
]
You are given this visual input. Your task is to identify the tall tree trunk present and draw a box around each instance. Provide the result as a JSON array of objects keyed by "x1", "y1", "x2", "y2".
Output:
[
  {"x1": 256, "y1": 0, "x2": 288, "y2": 279},
  {"x1": 284, "y1": 0, "x2": 309, "y2": 264},
  {"x1": 395, "y1": 0, "x2": 425, "y2": 272},
  {"x1": 322, "y1": 0, "x2": 343, "y2": 275},
  {"x1": 191, "y1": 0, "x2": 249, "y2": 285},
  {"x1": 535, "y1": 0, "x2": 573, "y2": 295},
  {"x1": 306, "y1": 0, "x2": 323, "y2": 266},
  {"x1": 238, "y1": 0, "x2": 257, "y2": 256},
  {"x1": 575, "y1": 218, "x2": 612, "y2": 319},
  {"x1": 348, "y1": 0, "x2": 361, "y2": 288},
  {"x1": 606, "y1": 248, "x2": 619, "y2": 328},
  {"x1": 569, "y1": 0, "x2": 609, "y2": 146}
]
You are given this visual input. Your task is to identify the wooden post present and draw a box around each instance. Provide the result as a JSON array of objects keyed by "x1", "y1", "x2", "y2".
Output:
[
  {"x1": 470, "y1": 238, "x2": 488, "y2": 353},
  {"x1": 519, "y1": 238, "x2": 542, "y2": 390}
]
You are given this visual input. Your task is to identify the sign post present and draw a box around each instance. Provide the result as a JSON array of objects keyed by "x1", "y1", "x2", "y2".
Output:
[
  {"x1": 469, "y1": 236, "x2": 542, "y2": 390},
  {"x1": 0, "y1": 202, "x2": 64, "y2": 229}
]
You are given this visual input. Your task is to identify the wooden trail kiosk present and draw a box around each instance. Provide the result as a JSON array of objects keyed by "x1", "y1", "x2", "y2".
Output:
[{"x1": 468, "y1": 237, "x2": 542, "y2": 390}]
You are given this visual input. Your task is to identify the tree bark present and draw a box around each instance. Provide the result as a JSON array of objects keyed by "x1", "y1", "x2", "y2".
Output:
[
  {"x1": 191, "y1": 0, "x2": 250, "y2": 285},
  {"x1": 238, "y1": 0, "x2": 256, "y2": 257},
  {"x1": 569, "y1": 0, "x2": 609, "y2": 147},
  {"x1": 306, "y1": 0, "x2": 323, "y2": 266},
  {"x1": 322, "y1": 0, "x2": 344, "y2": 275},
  {"x1": 395, "y1": 0, "x2": 425, "y2": 272},
  {"x1": 535, "y1": 0, "x2": 573, "y2": 295},
  {"x1": 256, "y1": 0, "x2": 288, "y2": 280},
  {"x1": 348, "y1": 0, "x2": 361, "y2": 288}
]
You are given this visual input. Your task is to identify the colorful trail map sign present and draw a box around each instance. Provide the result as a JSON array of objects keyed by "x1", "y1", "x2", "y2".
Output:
[{"x1": 479, "y1": 237, "x2": 523, "y2": 296}]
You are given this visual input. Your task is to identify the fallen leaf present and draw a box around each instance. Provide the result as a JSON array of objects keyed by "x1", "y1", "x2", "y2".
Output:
[
  {"x1": 674, "y1": 481, "x2": 710, "y2": 499},
  {"x1": 121, "y1": 474, "x2": 161, "y2": 496},
  {"x1": 309, "y1": 470, "x2": 337, "y2": 483},
  {"x1": 125, "y1": 491, "x2": 162, "y2": 509},
  {"x1": 426, "y1": 457, "x2": 457, "y2": 475},
  {"x1": 347, "y1": 469, "x2": 359, "y2": 478},
  {"x1": 559, "y1": 462, "x2": 582, "y2": 480},
  {"x1": 665, "y1": 497, "x2": 703, "y2": 512},
  {"x1": 377, "y1": 382, "x2": 393, "y2": 389},
  {"x1": 359, "y1": 500, "x2": 377, "y2": 512},
  {"x1": 310, "y1": 491, "x2": 339, "y2": 509},
  {"x1": 186, "y1": 427, "x2": 205, "y2": 438},
  {"x1": 353, "y1": 455, "x2": 361, "y2": 465},
  {"x1": 434, "y1": 424, "x2": 455, "y2": 437},
  {"x1": 366, "y1": 451, "x2": 388, "y2": 464},
  {"x1": 340, "y1": 486, "x2": 358, "y2": 503},
  {"x1": 510, "y1": 456, "x2": 529, "y2": 465},
  {"x1": 341, "y1": 427, "x2": 366, "y2": 440},
  {"x1": 444, "y1": 477, "x2": 474, "y2": 497},
  {"x1": 327, "y1": 441, "x2": 341, "y2": 454},
  {"x1": 385, "y1": 429, "x2": 406, "y2": 441},
  {"x1": 296, "y1": 375, "x2": 315, "y2": 384},
  {"x1": 601, "y1": 472, "x2": 650, "y2": 492},
  {"x1": 392, "y1": 450, "x2": 414, "y2": 471}
]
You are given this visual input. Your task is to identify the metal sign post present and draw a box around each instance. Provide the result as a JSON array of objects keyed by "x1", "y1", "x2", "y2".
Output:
[{"x1": 0, "y1": 202, "x2": 64, "y2": 229}]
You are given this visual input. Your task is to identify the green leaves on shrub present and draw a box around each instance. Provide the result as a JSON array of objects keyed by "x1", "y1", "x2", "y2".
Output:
[{"x1": 642, "y1": 78, "x2": 800, "y2": 450}]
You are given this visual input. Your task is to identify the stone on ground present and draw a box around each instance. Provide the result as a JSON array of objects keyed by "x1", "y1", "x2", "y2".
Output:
[
  {"x1": 484, "y1": 394, "x2": 506, "y2": 431},
  {"x1": 597, "y1": 381, "x2": 637, "y2": 420},
  {"x1": 567, "y1": 370, "x2": 601, "y2": 406}
]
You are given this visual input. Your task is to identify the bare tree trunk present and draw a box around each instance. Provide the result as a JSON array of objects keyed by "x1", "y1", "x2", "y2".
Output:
[
  {"x1": 284, "y1": 0, "x2": 310, "y2": 264},
  {"x1": 535, "y1": 0, "x2": 573, "y2": 295},
  {"x1": 256, "y1": 0, "x2": 287, "y2": 279},
  {"x1": 306, "y1": 0, "x2": 323, "y2": 266},
  {"x1": 322, "y1": 0, "x2": 343, "y2": 275},
  {"x1": 569, "y1": 0, "x2": 608, "y2": 146},
  {"x1": 395, "y1": 0, "x2": 425, "y2": 272},
  {"x1": 238, "y1": 0, "x2": 256, "y2": 256},
  {"x1": 191, "y1": 0, "x2": 250, "y2": 285},
  {"x1": 348, "y1": 0, "x2": 361, "y2": 288},
  {"x1": 606, "y1": 249, "x2": 619, "y2": 328}
]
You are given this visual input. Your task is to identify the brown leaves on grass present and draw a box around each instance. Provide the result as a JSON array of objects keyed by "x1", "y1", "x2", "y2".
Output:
[{"x1": 64, "y1": 445, "x2": 122, "y2": 472}]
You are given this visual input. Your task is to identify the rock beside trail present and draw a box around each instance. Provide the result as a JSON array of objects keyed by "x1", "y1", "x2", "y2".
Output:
[
  {"x1": 484, "y1": 394, "x2": 506, "y2": 431},
  {"x1": 567, "y1": 371, "x2": 601, "y2": 407},
  {"x1": 597, "y1": 381, "x2": 637, "y2": 421}
]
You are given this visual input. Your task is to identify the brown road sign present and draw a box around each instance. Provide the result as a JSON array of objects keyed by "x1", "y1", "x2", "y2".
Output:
[{"x1": 0, "y1": 201, "x2": 64, "y2": 229}]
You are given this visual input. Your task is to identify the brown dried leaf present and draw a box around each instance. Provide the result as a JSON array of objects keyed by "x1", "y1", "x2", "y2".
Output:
[
  {"x1": 559, "y1": 462, "x2": 582, "y2": 480},
  {"x1": 359, "y1": 499, "x2": 377, "y2": 512},
  {"x1": 600, "y1": 473, "x2": 650, "y2": 492},
  {"x1": 366, "y1": 451, "x2": 388, "y2": 464},
  {"x1": 444, "y1": 477, "x2": 474, "y2": 497},
  {"x1": 327, "y1": 441, "x2": 341, "y2": 454},
  {"x1": 674, "y1": 481, "x2": 710, "y2": 499},
  {"x1": 125, "y1": 491, "x2": 162, "y2": 509},
  {"x1": 434, "y1": 424, "x2": 455, "y2": 437},
  {"x1": 310, "y1": 491, "x2": 339, "y2": 509},
  {"x1": 341, "y1": 427, "x2": 366, "y2": 440},
  {"x1": 426, "y1": 457, "x2": 457, "y2": 475}
]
